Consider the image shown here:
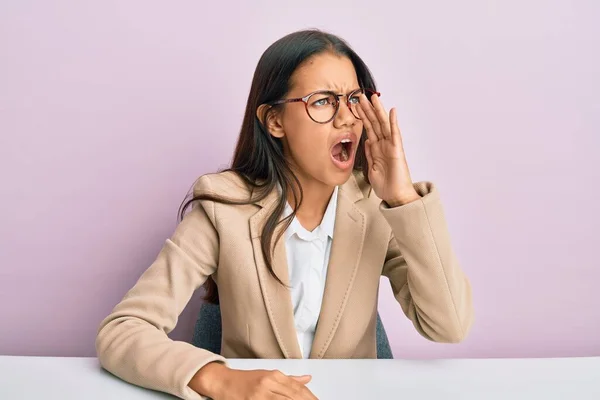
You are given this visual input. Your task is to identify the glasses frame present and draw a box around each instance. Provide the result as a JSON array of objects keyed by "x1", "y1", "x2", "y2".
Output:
[{"x1": 267, "y1": 88, "x2": 381, "y2": 124}]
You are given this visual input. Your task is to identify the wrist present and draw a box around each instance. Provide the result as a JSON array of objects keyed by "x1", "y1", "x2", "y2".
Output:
[
  {"x1": 385, "y1": 190, "x2": 421, "y2": 207},
  {"x1": 189, "y1": 361, "x2": 229, "y2": 398}
]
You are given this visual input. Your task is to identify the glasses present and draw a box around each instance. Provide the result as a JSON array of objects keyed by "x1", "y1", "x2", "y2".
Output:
[{"x1": 268, "y1": 88, "x2": 381, "y2": 124}]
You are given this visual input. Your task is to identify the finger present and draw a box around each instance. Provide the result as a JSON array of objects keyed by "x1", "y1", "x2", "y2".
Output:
[
  {"x1": 286, "y1": 379, "x2": 319, "y2": 400},
  {"x1": 271, "y1": 380, "x2": 312, "y2": 400},
  {"x1": 281, "y1": 374, "x2": 317, "y2": 400},
  {"x1": 356, "y1": 102, "x2": 378, "y2": 144},
  {"x1": 359, "y1": 93, "x2": 383, "y2": 140},
  {"x1": 389, "y1": 107, "x2": 403, "y2": 147},
  {"x1": 297, "y1": 384, "x2": 319, "y2": 400},
  {"x1": 268, "y1": 374, "x2": 295, "y2": 399},
  {"x1": 273, "y1": 373, "x2": 310, "y2": 385},
  {"x1": 290, "y1": 375, "x2": 312, "y2": 383},
  {"x1": 364, "y1": 139, "x2": 374, "y2": 171},
  {"x1": 370, "y1": 94, "x2": 392, "y2": 140},
  {"x1": 268, "y1": 393, "x2": 292, "y2": 400},
  {"x1": 359, "y1": 93, "x2": 382, "y2": 140},
  {"x1": 300, "y1": 384, "x2": 319, "y2": 400}
]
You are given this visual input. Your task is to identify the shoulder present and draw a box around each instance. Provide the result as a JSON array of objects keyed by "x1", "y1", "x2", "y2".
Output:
[{"x1": 192, "y1": 170, "x2": 253, "y2": 200}]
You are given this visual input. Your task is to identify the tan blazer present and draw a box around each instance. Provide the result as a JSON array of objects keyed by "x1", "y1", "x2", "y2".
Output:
[{"x1": 95, "y1": 170, "x2": 474, "y2": 400}]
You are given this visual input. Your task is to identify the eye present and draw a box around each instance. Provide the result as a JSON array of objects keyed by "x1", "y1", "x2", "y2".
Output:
[
  {"x1": 349, "y1": 89, "x2": 364, "y2": 105},
  {"x1": 311, "y1": 93, "x2": 336, "y2": 107}
]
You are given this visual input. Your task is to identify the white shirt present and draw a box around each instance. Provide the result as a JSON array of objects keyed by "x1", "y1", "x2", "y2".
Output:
[{"x1": 280, "y1": 185, "x2": 338, "y2": 358}]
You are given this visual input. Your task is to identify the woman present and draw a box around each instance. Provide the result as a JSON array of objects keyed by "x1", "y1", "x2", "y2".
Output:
[{"x1": 96, "y1": 29, "x2": 474, "y2": 400}]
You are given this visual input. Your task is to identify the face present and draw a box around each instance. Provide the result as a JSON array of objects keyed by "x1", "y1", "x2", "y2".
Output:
[{"x1": 265, "y1": 52, "x2": 364, "y2": 189}]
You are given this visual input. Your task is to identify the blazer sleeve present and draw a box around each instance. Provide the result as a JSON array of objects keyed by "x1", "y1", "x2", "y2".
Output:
[
  {"x1": 95, "y1": 174, "x2": 227, "y2": 400},
  {"x1": 380, "y1": 181, "x2": 474, "y2": 343}
]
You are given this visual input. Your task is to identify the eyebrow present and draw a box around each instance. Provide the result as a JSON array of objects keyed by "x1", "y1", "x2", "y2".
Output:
[{"x1": 308, "y1": 86, "x2": 361, "y2": 94}]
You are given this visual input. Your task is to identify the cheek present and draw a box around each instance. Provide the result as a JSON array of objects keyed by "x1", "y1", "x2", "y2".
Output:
[
  {"x1": 356, "y1": 121, "x2": 365, "y2": 140},
  {"x1": 287, "y1": 124, "x2": 330, "y2": 159},
  {"x1": 282, "y1": 109, "x2": 329, "y2": 157}
]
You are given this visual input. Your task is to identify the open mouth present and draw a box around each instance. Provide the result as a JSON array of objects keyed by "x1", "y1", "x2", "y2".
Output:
[{"x1": 331, "y1": 139, "x2": 353, "y2": 163}]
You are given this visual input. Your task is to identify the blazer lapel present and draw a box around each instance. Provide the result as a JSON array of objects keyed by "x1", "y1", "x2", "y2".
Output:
[
  {"x1": 249, "y1": 188, "x2": 303, "y2": 359},
  {"x1": 309, "y1": 174, "x2": 366, "y2": 358}
]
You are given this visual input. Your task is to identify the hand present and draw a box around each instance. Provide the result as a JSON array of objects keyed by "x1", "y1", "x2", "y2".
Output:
[
  {"x1": 190, "y1": 362, "x2": 318, "y2": 400},
  {"x1": 356, "y1": 93, "x2": 421, "y2": 207}
]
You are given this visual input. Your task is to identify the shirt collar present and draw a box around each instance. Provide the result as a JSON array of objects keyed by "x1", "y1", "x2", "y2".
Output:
[
  {"x1": 279, "y1": 183, "x2": 338, "y2": 241},
  {"x1": 319, "y1": 186, "x2": 337, "y2": 239}
]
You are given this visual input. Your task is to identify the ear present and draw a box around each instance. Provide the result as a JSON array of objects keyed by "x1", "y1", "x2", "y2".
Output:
[{"x1": 256, "y1": 104, "x2": 285, "y2": 139}]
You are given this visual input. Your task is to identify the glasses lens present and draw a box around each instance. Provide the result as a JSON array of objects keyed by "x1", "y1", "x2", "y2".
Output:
[
  {"x1": 307, "y1": 92, "x2": 338, "y2": 123},
  {"x1": 349, "y1": 89, "x2": 375, "y2": 120}
]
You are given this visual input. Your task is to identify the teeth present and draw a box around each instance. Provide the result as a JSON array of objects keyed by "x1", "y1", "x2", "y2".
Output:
[{"x1": 340, "y1": 139, "x2": 351, "y2": 143}]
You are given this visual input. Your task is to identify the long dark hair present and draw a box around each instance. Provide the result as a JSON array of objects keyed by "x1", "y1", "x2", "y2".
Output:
[{"x1": 178, "y1": 29, "x2": 376, "y2": 304}]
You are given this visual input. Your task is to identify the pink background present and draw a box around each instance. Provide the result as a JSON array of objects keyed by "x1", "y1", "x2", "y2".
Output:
[{"x1": 1, "y1": 1, "x2": 598, "y2": 358}]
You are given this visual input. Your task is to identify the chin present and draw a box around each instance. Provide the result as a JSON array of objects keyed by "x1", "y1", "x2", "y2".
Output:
[
  {"x1": 298, "y1": 157, "x2": 355, "y2": 188},
  {"x1": 325, "y1": 165, "x2": 356, "y2": 187}
]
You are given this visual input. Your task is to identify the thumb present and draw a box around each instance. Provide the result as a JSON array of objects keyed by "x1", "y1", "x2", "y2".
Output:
[{"x1": 290, "y1": 374, "x2": 312, "y2": 383}]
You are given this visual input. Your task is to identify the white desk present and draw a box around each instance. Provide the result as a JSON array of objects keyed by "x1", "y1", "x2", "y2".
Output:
[{"x1": 0, "y1": 356, "x2": 599, "y2": 399}]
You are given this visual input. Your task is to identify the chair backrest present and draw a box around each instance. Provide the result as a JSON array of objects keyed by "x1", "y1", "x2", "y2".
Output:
[{"x1": 192, "y1": 303, "x2": 394, "y2": 359}]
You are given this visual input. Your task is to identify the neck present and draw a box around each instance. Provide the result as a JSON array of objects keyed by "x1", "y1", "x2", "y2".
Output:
[{"x1": 286, "y1": 171, "x2": 334, "y2": 222}]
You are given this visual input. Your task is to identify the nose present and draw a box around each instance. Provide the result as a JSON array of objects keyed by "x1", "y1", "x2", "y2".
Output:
[{"x1": 333, "y1": 96, "x2": 356, "y2": 128}]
